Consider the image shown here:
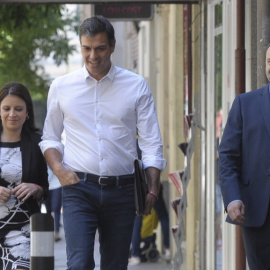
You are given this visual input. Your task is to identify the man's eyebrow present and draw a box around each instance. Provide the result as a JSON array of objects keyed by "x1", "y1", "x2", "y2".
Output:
[{"x1": 82, "y1": 45, "x2": 106, "y2": 49}]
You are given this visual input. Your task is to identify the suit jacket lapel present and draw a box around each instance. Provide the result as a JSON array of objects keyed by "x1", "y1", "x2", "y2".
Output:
[{"x1": 259, "y1": 84, "x2": 270, "y2": 138}]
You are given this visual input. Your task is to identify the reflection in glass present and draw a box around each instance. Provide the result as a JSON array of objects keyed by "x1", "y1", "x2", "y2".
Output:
[
  {"x1": 215, "y1": 30, "x2": 223, "y2": 270},
  {"x1": 215, "y1": 2, "x2": 223, "y2": 28}
]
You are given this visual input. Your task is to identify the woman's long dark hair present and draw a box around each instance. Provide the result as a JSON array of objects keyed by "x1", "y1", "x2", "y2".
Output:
[{"x1": 0, "y1": 82, "x2": 39, "y2": 133}]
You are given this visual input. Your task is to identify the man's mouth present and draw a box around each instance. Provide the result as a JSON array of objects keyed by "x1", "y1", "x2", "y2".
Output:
[{"x1": 88, "y1": 60, "x2": 99, "y2": 66}]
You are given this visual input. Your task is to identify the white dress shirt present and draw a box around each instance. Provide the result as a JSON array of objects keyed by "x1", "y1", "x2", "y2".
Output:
[
  {"x1": 47, "y1": 166, "x2": 61, "y2": 190},
  {"x1": 39, "y1": 64, "x2": 166, "y2": 176}
]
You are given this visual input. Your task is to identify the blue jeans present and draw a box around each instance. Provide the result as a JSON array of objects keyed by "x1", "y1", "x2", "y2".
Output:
[
  {"x1": 62, "y1": 179, "x2": 136, "y2": 270},
  {"x1": 131, "y1": 215, "x2": 142, "y2": 257},
  {"x1": 154, "y1": 185, "x2": 170, "y2": 249},
  {"x1": 44, "y1": 187, "x2": 62, "y2": 232}
]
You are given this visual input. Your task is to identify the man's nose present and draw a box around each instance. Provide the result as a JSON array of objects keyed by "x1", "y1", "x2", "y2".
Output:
[{"x1": 89, "y1": 50, "x2": 97, "y2": 59}]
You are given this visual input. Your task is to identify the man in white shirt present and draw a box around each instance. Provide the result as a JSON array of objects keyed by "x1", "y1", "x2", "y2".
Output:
[{"x1": 39, "y1": 16, "x2": 166, "y2": 270}]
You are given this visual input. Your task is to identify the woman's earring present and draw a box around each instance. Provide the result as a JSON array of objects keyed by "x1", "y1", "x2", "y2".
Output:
[{"x1": 26, "y1": 116, "x2": 29, "y2": 120}]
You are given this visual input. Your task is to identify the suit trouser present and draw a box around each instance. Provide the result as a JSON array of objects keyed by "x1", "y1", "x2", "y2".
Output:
[{"x1": 241, "y1": 204, "x2": 270, "y2": 270}]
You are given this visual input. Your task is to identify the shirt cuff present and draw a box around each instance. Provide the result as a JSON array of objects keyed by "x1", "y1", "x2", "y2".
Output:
[{"x1": 227, "y1": 199, "x2": 243, "y2": 209}]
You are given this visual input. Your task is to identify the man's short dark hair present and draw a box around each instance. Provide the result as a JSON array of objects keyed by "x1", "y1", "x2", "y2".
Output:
[{"x1": 79, "y1": 16, "x2": 116, "y2": 47}]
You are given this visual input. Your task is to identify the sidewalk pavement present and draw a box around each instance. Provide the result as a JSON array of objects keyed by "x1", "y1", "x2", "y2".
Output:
[{"x1": 54, "y1": 228, "x2": 173, "y2": 270}]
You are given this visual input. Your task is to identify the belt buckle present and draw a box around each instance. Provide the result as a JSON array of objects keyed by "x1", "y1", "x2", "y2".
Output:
[{"x1": 98, "y1": 176, "x2": 109, "y2": 186}]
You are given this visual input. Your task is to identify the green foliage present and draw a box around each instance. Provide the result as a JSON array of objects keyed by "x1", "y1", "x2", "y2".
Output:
[{"x1": 0, "y1": 4, "x2": 79, "y2": 101}]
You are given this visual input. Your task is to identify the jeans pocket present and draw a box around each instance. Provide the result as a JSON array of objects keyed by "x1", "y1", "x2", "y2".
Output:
[{"x1": 62, "y1": 180, "x2": 82, "y2": 188}]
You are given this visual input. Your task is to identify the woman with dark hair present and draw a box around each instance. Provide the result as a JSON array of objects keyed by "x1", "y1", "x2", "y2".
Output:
[{"x1": 0, "y1": 82, "x2": 48, "y2": 270}]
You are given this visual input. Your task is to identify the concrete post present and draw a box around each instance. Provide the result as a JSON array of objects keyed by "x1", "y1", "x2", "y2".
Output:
[{"x1": 30, "y1": 213, "x2": 54, "y2": 270}]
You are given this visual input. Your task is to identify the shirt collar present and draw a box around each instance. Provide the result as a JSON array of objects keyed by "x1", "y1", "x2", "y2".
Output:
[{"x1": 82, "y1": 63, "x2": 116, "y2": 82}]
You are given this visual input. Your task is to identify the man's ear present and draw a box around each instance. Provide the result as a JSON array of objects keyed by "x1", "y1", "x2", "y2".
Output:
[{"x1": 111, "y1": 41, "x2": 116, "y2": 53}]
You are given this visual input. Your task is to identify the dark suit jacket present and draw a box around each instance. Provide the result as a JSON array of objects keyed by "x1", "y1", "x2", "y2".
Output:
[
  {"x1": 0, "y1": 129, "x2": 49, "y2": 215},
  {"x1": 218, "y1": 84, "x2": 270, "y2": 227}
]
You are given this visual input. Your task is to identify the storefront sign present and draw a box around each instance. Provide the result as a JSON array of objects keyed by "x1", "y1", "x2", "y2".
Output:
[{"x1": 94, "y1": 3, "x2": 154, "y2": 20}]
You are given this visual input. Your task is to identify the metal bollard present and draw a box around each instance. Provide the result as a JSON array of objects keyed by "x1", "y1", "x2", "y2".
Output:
[{"x1": 30, "y1": 213, "x2": 54, "y2": 270}]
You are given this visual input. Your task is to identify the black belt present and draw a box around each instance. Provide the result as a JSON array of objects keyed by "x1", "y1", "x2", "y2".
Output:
[{"x1": 76, "y1": 172, "x2": 134, "y2": 186}]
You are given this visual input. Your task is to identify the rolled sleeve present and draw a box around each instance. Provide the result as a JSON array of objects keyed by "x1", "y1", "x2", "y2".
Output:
[
  {"x1": 143, "y1": 157, "x2": 167, "y2": 171},
  {"x1": 137, "y1": 79, "x2": 167, "y2": 172},
  {"x1": 39, "y1": 140, "x2": 64, "y2": 156},
  {"x1": 39, "y1": 79, "x2": 64, "y2": 156}
]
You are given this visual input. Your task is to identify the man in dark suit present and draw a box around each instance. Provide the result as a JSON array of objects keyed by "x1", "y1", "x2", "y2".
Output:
[{"x1": 218, "y1": 44, "x2": 270, "y2": 270}]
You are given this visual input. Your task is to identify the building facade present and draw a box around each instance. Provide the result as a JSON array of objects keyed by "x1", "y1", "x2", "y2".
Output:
[
  {"x1": 3, "y1": 0, "x2": 270, "y2": 268},
  {"x1": 118, "y1": 1, "x2": 270, "y2": 270}
]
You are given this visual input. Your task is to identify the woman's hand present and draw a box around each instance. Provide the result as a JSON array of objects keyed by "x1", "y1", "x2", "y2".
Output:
[
  {"x1": 0, "y1": 186, "x2": 12, "y2": 203},
  {"x1": 12, "y1": 183, "x2": 41, "y2": 201}
]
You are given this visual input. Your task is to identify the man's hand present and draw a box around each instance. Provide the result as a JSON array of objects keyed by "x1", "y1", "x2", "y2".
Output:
[
  {"x1": 44, "y1": 148, "x2": 80, "y2": 186},
  {"x1": 142, "y1": 193, "x2": 157, "y2": 215},
  {"x1": 227, "y1": 201, "x2": 245, "y2": 223},
  {"x1": 54, "y1": 166, "x2": 80, "y2": 187}
]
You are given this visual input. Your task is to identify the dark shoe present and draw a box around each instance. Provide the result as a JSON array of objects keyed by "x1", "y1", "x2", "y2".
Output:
[{"x1": 54, "y1": 232, "x2": 61, "y2": 242}]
